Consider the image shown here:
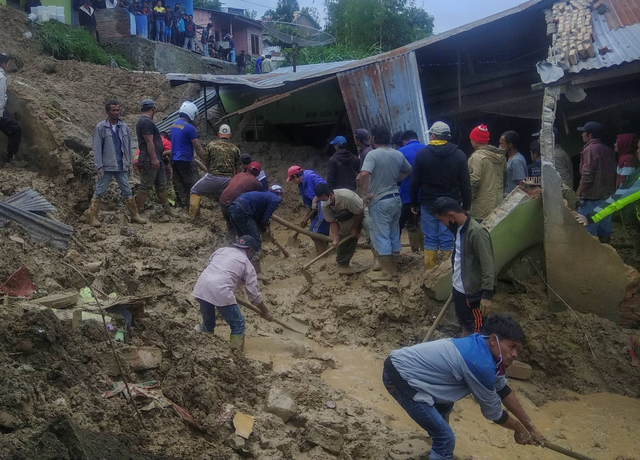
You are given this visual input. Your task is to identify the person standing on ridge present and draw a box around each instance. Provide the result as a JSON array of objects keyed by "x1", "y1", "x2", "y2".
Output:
[{"x1": 467, "y1": 124, "x2": 505, "y2": 222}]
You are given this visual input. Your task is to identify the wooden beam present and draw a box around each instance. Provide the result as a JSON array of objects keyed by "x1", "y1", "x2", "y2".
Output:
[{"x1": 215, "y1": 75, "x2": 338, "y2": 125}]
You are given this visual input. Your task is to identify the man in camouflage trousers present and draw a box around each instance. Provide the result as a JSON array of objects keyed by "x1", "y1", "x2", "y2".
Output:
[{"x1": 189, "y1": 123, "x2": 243, "y2": 216}]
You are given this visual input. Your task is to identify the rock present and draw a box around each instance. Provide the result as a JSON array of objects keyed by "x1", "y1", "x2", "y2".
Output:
[
  {"x1": 265, "y1": 387, "x2": 298, "y2": 422},
  {"x1": 306, "y1": 423, "x2": 344, "y2": 455},
  {"x1": 120, "y1": 346, "x2": 162, "y2": 371},
  {"x1": 505, "y1": 360, "x2": 532, "y2": 380},
  {"x1": 120, "y1": 226, "x2": 135, "y2": 237},
  {"x1": 64, "y1": 249, "x2": 83, "y2": 264},
  {"x1": 33, "y1": 292, "x2": 79, "y2": 309},
  {"x1": 0, "y1": 411, "x2": 20, "y2": 430},
  {"x1": 388, "y1": 438, "x2": 431, "y2": 460}
]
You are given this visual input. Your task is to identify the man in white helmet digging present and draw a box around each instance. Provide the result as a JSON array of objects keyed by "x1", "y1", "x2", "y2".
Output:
[
  {"x1": 189, "y1": 123, "x2": 243, "y2": 217},
  {"x1": 169, "y1": 101, "x2": 207, "y2": 209}
]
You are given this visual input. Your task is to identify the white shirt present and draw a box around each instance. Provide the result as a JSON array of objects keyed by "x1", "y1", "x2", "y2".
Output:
[
  {"x1": 106, "y1": 0, "x2": 118, "y2": 8},
  {"x1": 452, "y1": 226, "x2": 465, "y2": 293},
  {"x1": 0, "y1": 68, "x2": 7, "y2": 117},
  {"x1": 191, "y1": 247, "x2": 262, "y2": 307}
]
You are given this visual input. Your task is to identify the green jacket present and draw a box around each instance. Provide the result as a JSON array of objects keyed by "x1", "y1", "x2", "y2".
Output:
[
  {"x1": 453, "y1": 216, "x2": 496, "y2": 302},
  {"x1": 587, "y1": 167, "x2": 640, "y2": 224}
]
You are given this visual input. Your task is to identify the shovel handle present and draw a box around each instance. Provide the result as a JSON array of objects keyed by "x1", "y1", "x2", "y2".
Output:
[
  {"x1": 270, "y1": 235, "x2": 290, "y2": 258},
  {"x1": 236, "y1": 299, "x2": 303, "y2": 334},
  {"x1": 542, "y1": 442, "x2": 596, "y2": 460},
  {"x1": 302, "y1": 237, "x2": 353, "y2": 270},
  {"x1": 423, "y1": 294, "x2": 454, "y2": 342}
]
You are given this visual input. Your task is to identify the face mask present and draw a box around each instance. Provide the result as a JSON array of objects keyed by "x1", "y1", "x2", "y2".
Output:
[
  {"x1": 482, "y1": 334, "x2": 506, "y2": 376},
  {"x1": 448, "y1": 219, "x2": 459, "y2": 234}
]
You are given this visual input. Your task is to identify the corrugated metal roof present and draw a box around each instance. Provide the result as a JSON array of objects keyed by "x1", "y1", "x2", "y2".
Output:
[
  {"x1": 0, "y1": 202, "x2": 73, "y2": 251},
  {"x1": 604, "y1": 0, "x2": 640, "y2": 30},
  {"x1": 338, "y1": 52, "x2": 429, "y2": 143},
  {"x1": 570, "y1": 12, "x2": 640, "y2": 73},
  {"x1": 3, "y1": 189, "x2": 56, "y2": 214}
]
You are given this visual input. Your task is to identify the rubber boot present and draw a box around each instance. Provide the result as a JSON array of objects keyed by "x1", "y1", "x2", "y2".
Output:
[
  {"x1": 254, "y1": 259, "x2": 268, "y2": 281},
  {"x1": 189, "y1": 194, "x2": 201, "y2": 217},
  {"x1": 125, "y1": 197, "x2": 147, "y2": 225},
  {"x1": 229, "y1": 334, "x2": 245, "y2": 352},
  {"x1": 391, "y1": 252, "x2": 400, "y2": 278},
  {"x1": 368, "y1": 256, "x2": 394, "y2": 282},
  {"x1": 136, "y1": 191, "x2": 147, "y2": 215},
  {"x1": 338, "y1": 265, "x2": 356, "y2": 276},
  {"x1": 424, "y1": 249, "x2": 437, "y2": 270},
  {"x1": 408, "y1": 230, "x2": 423, "y2": 253},
  {"x1": 158, "y1": 191, "x2": 178, "y2": 217},
  {"x1": 440, "y1": 250, "x2": 452, "y2": 264},
  {"x1": 372, "y1": 250, "x2": 381, "y2": 271},
  {"x1": 89, "y1": 198, "x2": 102, "y2": 228},
  {"x1": 314, "y1": 239, "x2": 328, "y2": 255}
]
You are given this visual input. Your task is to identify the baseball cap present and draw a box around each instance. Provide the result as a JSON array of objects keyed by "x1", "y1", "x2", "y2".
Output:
[
  {"x1": 355, "y1": 129, "x2": 370, "y2": 144},
  {"x1": 391, "y1": 131, "x2": 403, "y2": 146},
  {"x1": 532, "y1": 127, "x2": 559, "y2": 139},
  {"x1": 218, "y1": 124, "x2": 232, "y2": 138},
  {"x1": 234, "y1": 235, "x2": 259, "y2": 251},
  {"x1": 0, "y1": 53, "x2": 9, "y2": 65},
  {"x1": 247, "y1": 161, "x2": 262, "y2": 174},
  {"x1": 286, "y1": 165, "x2": 304, "y2": 182},
  {"x1": 269, "y1": 184, "x2": 283, "y2": 197},
  {"x1": 428, "y1": 121, "x2": 451, "y2": 136},
  {"x1": 140, "y1": 98, "x2": 155, "y2": 111},
  {"x1": 577, "y1": 122, "x2": 603, "y2": 135},
  {"x1": 330, "y1": 136, "x2": 347, "y2": 146},
  {"x1": 240, "y1": 153, "x2": 252, "y2": 165}
]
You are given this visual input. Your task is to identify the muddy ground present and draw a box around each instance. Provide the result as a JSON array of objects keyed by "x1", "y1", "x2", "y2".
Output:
[{"x1": 2, "y1": 5, "x2": 640, "y2": 458}]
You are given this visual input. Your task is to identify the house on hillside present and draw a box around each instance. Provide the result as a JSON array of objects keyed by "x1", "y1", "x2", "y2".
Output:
[{"x1": 193, "y1": 8, "x2": 262, "y2": 57}]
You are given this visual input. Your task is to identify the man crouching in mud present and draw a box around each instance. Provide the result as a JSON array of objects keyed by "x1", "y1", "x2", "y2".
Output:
[{"x1": 383, "y1": 314, "x2": 544, "y2": 460}]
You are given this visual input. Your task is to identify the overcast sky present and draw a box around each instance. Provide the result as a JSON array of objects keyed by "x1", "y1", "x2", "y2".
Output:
[{"x1": 222, "y1": 0, "x2": 525, "y2": 34}]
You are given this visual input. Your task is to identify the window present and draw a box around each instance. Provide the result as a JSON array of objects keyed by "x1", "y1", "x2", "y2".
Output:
[{"x1": 251, "y1": 34, "x2": 260, "y2": 55}]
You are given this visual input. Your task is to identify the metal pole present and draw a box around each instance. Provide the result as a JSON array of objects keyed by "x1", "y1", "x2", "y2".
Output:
[
  {"x1": 293, "y1": 45, "x2": 297, "y2": 73},
  {"x1": 203, "y1": 85, "x2": 208, "y2": 134}
]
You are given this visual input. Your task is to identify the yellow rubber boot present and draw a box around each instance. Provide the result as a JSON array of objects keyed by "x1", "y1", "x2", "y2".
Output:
[
  {"x1": 89, "y1": 198, "x2": 102, "y2": 228},
  {"x1": 440, "y1": 250, "x2": 452, "y2": 264},
  {"x1": 424, "y1": 250, "x2": 437, "y2": 270},
  {"x1": 189, "y1": 194, "x2": 201, "y2": 217},
  {"x1": 126, "y1": 197, "x2": 147, "y2": 224}
]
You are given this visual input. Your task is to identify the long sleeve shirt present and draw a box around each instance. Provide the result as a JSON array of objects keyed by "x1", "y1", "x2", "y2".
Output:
[
  {"x1": 390, "y1": 334, "x2": 507, "y2": 421},
  {"x1": 579, "y1": 139, "x2": 616, "y2": 200},
  {"x1": 235, "y1": 191, "x2": 282, "y2": 228},
  {"x1": 191, "y1": 247, "x2": 262, "y2": 307}
]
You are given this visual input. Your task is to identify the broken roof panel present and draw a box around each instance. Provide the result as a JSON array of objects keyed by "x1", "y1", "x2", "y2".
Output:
[
  {"x1": 3, "y1": 188, "x2": 57, "y2": 214},
  {"x1": 604, "y1": 0, "x2": 640, "y2": 30},
  {"x1": 0, "y1": 202, "x2": 73, "y2": 251},
  {"x1": 570, "y1": 12, "x2": 640, "y2": 73}
]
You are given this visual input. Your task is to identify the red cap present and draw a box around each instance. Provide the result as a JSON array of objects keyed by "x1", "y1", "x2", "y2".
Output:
[
  {"x1": 470, "y1": 124, "x2": 490, "y2": 144},
  {"x1": 247, "y1": 161, "x2": 262, "y2": 175},
  {"x1": 286, "y1": 165, "x2": 303, "y2": 182}
]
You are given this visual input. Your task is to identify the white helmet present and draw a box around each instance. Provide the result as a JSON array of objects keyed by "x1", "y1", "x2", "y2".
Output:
[
  {"x1": 179, "y1": 101, "x2": 198, "y2": 122},
  {"x1": 218, "y1": 124, "x2": 232, "y2": 138}
]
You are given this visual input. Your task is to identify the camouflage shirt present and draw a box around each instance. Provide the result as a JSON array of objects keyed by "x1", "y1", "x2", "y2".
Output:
[{"x1": 206, "y1": 139, "x2": 242, "y2": 178}]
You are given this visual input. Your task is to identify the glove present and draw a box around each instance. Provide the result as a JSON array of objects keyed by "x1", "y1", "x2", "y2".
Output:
[{"x1": 96, "y1": 167, "x2": 105, "y2": 179}]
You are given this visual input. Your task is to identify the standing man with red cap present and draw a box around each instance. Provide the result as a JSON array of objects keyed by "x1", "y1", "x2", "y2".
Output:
[
  {"x1": 468, "y1": 124, "x2": 506, "y2": 221},
  {"x1": 287, "y1": 165, "x2": 330, "y2": 254}
]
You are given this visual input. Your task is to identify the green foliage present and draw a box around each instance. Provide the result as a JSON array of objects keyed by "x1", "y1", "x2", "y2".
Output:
[
  {"x1": 299, "y1": 6, "x2": 321, "y2": 28},
  {"x1": 38, "y1": 21, "x2": 130, "y2": 68},
  {"x1": 193, "y1": 0, "x2": 221, "y2": 10},
  {"x1": 282, "y1": 43, "x2": 381, "y2": 66},
  {"x1": 263, "y1": 0, "x2": 299, "y2": 22},
  {"x1": 241, "y1": 9, "x2": 258, "y2": 20},
  {"x1": 324, "y1": 0, "x2": 434, "y2": 51}
]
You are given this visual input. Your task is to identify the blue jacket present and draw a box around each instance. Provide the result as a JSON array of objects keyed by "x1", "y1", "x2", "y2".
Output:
[
  {"x1": 299, "y1": 169, "x2": 326, "y2": 206},
  {"x1": 398, "y1": 140, "x2": 426, "y2": 204},
  {"x1": 235, "y1": 191, "x2": 282, "y2": 228}
]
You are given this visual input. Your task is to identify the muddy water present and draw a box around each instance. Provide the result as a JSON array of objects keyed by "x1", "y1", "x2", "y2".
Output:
[{"x1": 244, "y1": 336, "x2": 640, "y2": 460}]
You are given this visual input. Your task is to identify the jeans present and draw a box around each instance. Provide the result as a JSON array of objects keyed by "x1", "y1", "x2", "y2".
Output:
[
  {"x1": 202, "y1": 42, "x2": 209, "y2": 56},
  {"x1": 0, "y1": 113, "x2": 21, "y2": 162},
  {"x1": 421, "y1": 203, "x2": 454, "y2": 251},
  {"x1": 383, "y1": 364, "x2": 455, "y2": 460},
  {"x1": 369, "y1": 194, "x2": 402, "y2": 256},
  {"x1": 229, "y1": 49, "x2": 236, "y2": 63},
  {"x1": 579, "y1": 199, "x2": 612, "y2": 237},
  {"x1": 197, "y1": 299, "x2": 245, "y2": 335},
  {"x1": 165, "y1": 26, "x2": 172, "y2": 39},
  {"x1": 183, "y1": 36, "x2": 195, "y2": 50},
  {"x1": 229, "y1": 201, "x2": 262, "y2": 252},
  {"x1": 93, "y1": 171, "x2": 132, "y2": 199},
  {"x1": 191, "y1": 174, "x2": 231, "y2": 199},
  {"x1": 155, "y1": 19, "x2": 165, "y2": 41}
]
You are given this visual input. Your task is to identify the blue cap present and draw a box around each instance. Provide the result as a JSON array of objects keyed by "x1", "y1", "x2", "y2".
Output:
[
  {"x1": 330, "y1": 136, "x2": 347, "y2": 146},
  {"x1": 234, "y1": 235, "x2": 259, "y2": 251}
]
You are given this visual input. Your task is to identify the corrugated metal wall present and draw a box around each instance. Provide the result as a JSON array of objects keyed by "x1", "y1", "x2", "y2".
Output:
[{"x1": 337, "y1": 51, "x2": 429, "y2": 142}]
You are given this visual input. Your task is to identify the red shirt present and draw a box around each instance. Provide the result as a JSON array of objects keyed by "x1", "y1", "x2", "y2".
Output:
[
  {"x1": 220, "y1": 172, "x2": 263, "y2": 205},
  {"x1": 579, "y1": 139, "x2": 616, "y2": 201}
]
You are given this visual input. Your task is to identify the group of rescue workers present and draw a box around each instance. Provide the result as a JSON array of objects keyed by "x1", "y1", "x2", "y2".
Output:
[{"x1": 73, "y1": 91, "x2": 640, "y2": 460}]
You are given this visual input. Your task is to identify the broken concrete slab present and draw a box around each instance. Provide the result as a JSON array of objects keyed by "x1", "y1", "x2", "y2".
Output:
[
  {"x1": 306, "y1": 423, "x2": 344, "y2": 455},
  {"x1": 51, "y1": 308, "x2": 111, "y2": 327},
  {"x1": 265, "y1": 387, "x2": 298, "y2": 422},
  {"x1": 425, "y1": 188, "x2": 543, "y2": 300},
  {"x1": 120, "y1": 347, "x2": 162, "y2": 371},
  {"x1": 33, "y1": 292, "x2": 79, "y2": 309}
]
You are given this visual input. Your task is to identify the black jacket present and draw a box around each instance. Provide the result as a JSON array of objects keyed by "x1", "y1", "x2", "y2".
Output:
[
  {"x1": 410, "y1": 142, "x2": 472, "y2": 209},
  {"x1": 327, "y1": 149, "x2": 360, "y2": 191}
]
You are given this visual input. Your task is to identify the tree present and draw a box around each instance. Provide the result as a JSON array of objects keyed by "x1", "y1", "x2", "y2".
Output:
[
  {"x1": 274, "y1": 0, "x2": 299, "y2": 22},
  {"x1": 324, "y1": 0, "x2": 433, "y2": 51},
  {"x1": 193, "y1": 0, "x2": 221, "y2": 10},
  {"x1": 299, "y1": 6, "x2": 321, "y2": 29},
  {"x1": 242, "y1": 9, "x2": 258, "y2": 20}
]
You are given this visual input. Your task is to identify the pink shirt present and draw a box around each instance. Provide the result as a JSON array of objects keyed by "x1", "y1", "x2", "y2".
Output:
[{"x1": 191, "y1": 247, "x2": 262, "y2": 307}]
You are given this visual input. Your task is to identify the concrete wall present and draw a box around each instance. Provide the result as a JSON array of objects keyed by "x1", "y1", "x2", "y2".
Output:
[
  {"x1": 95, "y1": 8, "x2": 131, "y2": 42},
  {"x1": 101, "y1": 35, "x2": 236, "y2": 74}
]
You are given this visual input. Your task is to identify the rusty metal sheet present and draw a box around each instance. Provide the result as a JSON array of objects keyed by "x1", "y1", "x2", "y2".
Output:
[{"x1": 337, "y1": 52, "x2": 429, "y2": 142}]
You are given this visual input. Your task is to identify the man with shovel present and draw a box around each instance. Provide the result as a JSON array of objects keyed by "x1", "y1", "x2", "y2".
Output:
[
  {"x1": 384, "y1": 314, "x2": 544, "y2": 460},
  {"x1": 192, "y1": 235, "x2": 273, "y2": 351},
  {"x1": 315, "y1": 183, "x2": 366, "y2": 275}
]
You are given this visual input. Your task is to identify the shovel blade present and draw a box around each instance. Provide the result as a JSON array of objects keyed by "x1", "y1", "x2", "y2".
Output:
[
  {"x1": 287, "y1": 236, "x2": 301, "y2": 248},
  {"x1": 302, "y1": 268, "x2": 313, "y2": 284}
]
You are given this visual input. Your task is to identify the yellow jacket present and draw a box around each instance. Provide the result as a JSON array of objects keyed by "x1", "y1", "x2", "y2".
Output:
[{"x1": 468, "y1": 145, "x2": 506, "y2": 220}]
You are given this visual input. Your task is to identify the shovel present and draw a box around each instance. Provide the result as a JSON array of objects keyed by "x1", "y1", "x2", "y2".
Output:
[
  {"x1": 541, "y1": 441, "x2": 596, "y2": 460},
  {"x1": 423, "y1": 294, "x2": 453, "y2": 342},
  {"x1": 287, "y1": 232, "x2": 302, "y2": 249},
  {"x1": 301, "y1": 237, "x2": 353, "y2": 284},
  {"x1": 237, "y1": 299, "x2": 309, "y2": 336}
]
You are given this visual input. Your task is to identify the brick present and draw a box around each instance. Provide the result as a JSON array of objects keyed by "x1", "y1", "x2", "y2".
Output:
[{"x1": 569, "y1": 49, "x2": 579, "y2": 65}]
